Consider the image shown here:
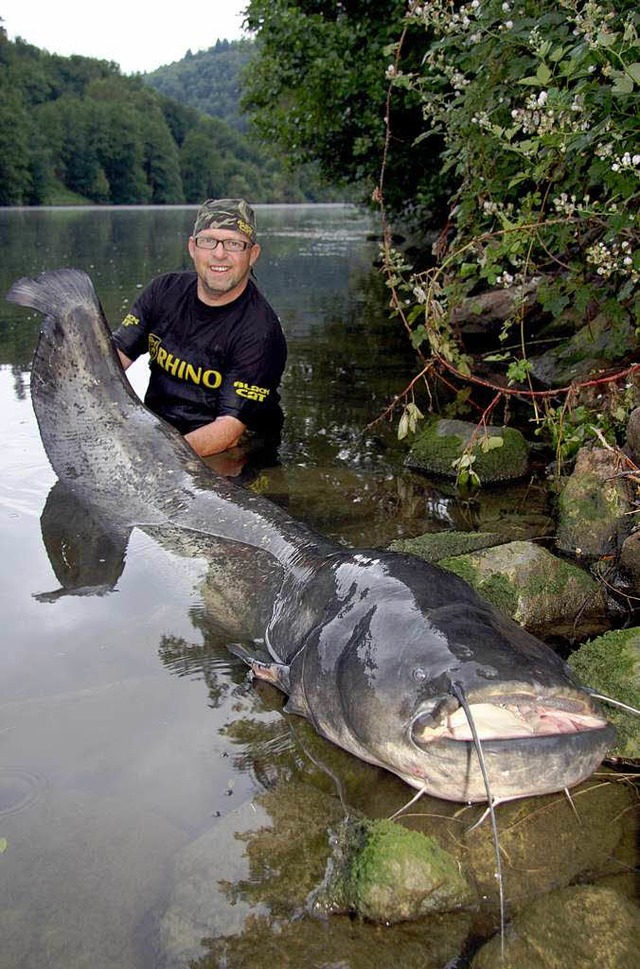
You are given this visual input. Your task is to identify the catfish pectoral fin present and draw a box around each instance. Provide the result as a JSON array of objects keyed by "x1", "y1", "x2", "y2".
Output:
[
  {"x1": 227, "y1": 642, "x2": 291, "y2": 693},
  {"x1": 283, "y1": 694, "x2": 309, "y2": 717}
]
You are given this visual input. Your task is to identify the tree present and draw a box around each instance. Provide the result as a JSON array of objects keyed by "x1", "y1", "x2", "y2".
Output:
[
  {"x1": 180, "y1": 128, "x2": 227, "y2": 201},
  {"x1": 0, "y1": 87, "x2": 32, "y2": 204},
  {"x1": 241, "y1": 0, "x2": 449, "y2": 216}
]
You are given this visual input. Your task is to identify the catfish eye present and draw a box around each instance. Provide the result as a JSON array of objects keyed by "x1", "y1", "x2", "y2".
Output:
[{"x1": 412, "y1": 667, "x2": 427, "y2": 682}]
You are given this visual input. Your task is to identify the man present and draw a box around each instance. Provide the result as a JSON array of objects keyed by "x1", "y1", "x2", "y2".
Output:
[{"x1": 112, "y1": 198, "x2": 287, "y2": 460}]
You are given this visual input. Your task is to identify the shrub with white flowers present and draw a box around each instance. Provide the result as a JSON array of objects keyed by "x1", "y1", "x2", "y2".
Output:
[{"x1": 383, "y1": 0, "x2": 639, "y2": 468}]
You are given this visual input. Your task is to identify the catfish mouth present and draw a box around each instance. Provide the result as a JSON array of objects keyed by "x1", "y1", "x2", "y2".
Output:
[{"x1": 411, "y1": 689, "x2": 609, "y2": 747}]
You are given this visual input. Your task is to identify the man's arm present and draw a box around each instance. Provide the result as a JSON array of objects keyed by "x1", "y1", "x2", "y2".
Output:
[
  {"x1": 184, "y1": 415, "x2": 246, "y2": 457},
  {"x1": 117, "y1": 349, "x2": 133, "y2": 370}
]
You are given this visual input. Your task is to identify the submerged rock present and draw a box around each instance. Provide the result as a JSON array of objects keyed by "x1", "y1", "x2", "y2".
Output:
[
  {"x1": 556, "y1": 448, "x2": 633, "y2": 561},
  {"x1": 313, "y1": 817, "x2": 472, "y2": 923},
  {"x1": 439, "y1": 540, "x2": 609, "y2": 638},
  {"x1": 568, "y1": 628, "x2": 640, "y2": 760},
  {"x1": 461, "y1": 776, "x2": 634, "y2": 913},
  {"x1": 406, "y1": 418, "x2": 530, "y2": 483},
  {"x1": 388, "y1": 530, "x2": 506, "y2": 562},
  {"x1": 471, "y1": 884, "x2": 640, "y2": 968}
]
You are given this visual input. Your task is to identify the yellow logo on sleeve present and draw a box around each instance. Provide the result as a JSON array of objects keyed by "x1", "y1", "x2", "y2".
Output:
[
  {"x1": 233, "y1": 381, "x2": 270, "y2": 402},
  {"x1": 121, "y1": 313, "x2": 140, "y2": 327}
]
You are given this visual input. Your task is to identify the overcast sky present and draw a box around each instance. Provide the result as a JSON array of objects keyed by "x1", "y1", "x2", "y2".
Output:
[{"x1": 1, "y1": 1, "x2": 249, "y2": 74}]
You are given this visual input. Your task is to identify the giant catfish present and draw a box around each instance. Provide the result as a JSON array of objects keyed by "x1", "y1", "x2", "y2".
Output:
[{"x1": 7, "y1": 268, "x2": 614, "y2": 802}]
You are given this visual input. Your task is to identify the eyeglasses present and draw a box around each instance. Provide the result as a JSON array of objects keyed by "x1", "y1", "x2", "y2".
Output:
[{"x1": 194, "y1": 236, "x2": 251, "y2": 252}]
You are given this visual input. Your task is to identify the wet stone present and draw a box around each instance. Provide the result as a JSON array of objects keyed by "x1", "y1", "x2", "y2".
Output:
[
  {"x1": 312, "y1": 817, "x2": 473, "y2": 923},
  {"x1": 625, "y1": 406, "x2": 640, "y2": 463},
  {"x1": 460, "y1": 777, "x2": 634, "y2": 913},
  {"x1": 471, "y1": 884, "x2": 640, "y2": 969},
  {"x1": 528, "y1": 311, "x2": 637, "y2": 388},
  {"x1": 439, "y1": 540, "x2": 609, "y2": 638},
  {"x1": 555, "y1": 448, "x2": 634, "y2": 561},
  {"x1": 388, "y1": 530, "x2": 506, "y2": 562}
]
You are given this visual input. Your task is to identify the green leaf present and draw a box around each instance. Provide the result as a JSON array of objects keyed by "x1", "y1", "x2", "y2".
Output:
[
  {"x1": 484, "y1": 352, "x2": 511, "y2": 362},
  {"x1": 519, "y1": 75, "x2": 543, "y2": 86},
  {"x1": 481, "y1": 436, "x2": 504, "y2": 452},
  {"x1": 536, "y1": 63, "x2": 552, "y2": 85},
  {"x1": 0, "y1": 838, "x2": 7, "y2": 854},
  {"x1": 627, "y1": 63, "x2": 640, "y2": 84},
  {"x1": 612, "y1": 72, "x2": 634, "y2": 94},
  {"x1": 596, "y1": 30, "x2": 618, "y2": 48}
]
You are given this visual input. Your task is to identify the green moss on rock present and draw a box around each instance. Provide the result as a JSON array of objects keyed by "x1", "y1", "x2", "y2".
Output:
[
  {"x1": 406, "y1": 418, "x2": 529, "y2": 483},
  {"x1": 315, "y1": 817, "x2": 471, "y2": 923},
  {"x1": 568, "y1": 628, "x2": 640, "y2": 759},
  {"x1": 439, "y1": 541, "x2": 608, "y2": 637},
  {"x1": 441, "y1": 555, "x2": 520, "y2": 617},
  {"x1": 388, "y1": 531, "x2": 505, "y2": 562},
  {"x1": 557, "y1": 470, "x2": 630, "y2": 559}
]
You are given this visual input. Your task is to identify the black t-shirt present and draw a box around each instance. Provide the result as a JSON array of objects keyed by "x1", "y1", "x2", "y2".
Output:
[{"x1": 112, "y1": 272, "x2": 287, "y2": 435}]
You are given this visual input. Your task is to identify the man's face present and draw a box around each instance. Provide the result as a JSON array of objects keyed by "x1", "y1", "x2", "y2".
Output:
[{"x1": 188, "y1": 228, "x2": 260, "y2": 305}]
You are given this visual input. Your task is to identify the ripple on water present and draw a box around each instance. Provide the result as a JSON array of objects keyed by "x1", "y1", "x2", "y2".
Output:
[{"x1": 0, "y1": 768, "x2": 48, "y2": 816}]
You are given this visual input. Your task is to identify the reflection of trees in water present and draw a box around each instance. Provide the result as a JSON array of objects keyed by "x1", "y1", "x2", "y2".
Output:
[
  {"x1": 11, "y1": 365, "x2": 28, "y2": 401},
  {"x1": 0, "y1": 208, "x2": 195, "y2": 367},
  {"x1": 157, "y1": 633, "x2": 236, "y2": 709},
  {"x1": 197, "y1": 911, "x2": 470, "y2": 969},
  {"x1": 280, "y1": 268, "x2": 415, "y2": 468}
]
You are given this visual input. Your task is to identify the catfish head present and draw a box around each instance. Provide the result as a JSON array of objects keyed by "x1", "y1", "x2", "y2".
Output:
[{"x1": 272, "y1": 551, "x2": 613, "y2": 803}]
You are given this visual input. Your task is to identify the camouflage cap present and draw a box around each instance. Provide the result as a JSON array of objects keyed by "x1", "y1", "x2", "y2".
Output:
[{"x1": 193, "y1": 198, "x2": 257, "y2": 243}]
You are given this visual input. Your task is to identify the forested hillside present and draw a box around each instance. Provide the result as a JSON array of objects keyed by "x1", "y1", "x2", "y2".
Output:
[
  {"x1": 144, "y1": 39, "x2": 253, "y2": 132},
  {"x1": 0, "y1": 27, "x2": 320, "y2": 206}
]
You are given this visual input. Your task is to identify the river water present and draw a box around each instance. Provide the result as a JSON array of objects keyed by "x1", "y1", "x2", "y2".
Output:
[{"x1": 0, "y1": 205, "x2": 637, "y2": 969}]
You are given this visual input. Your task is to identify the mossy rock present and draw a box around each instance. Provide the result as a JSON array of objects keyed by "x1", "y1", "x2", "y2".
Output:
[
  {"x1": 556, "y1": 463, "x2": 632, "y2": 560},
  {"x1": 568, "y1": 628, "x2": 640, "y2": 759},
  {"x1": 440, "y1": 540, "x2": 609, "y2": 637},
  {"x1": 313, "y1": 817, "x2": 472, "y2": 923},
  {"x1": 388, "y1": 530, "x2": 506, "y2": 562},
  {"x1": 472, "y1": 884, "x2": 640, "y2": 968},
  {"x1": 406, "y1": 418, "x2": 529, "y2": 483}
]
